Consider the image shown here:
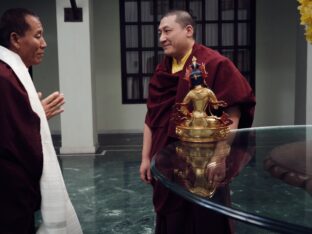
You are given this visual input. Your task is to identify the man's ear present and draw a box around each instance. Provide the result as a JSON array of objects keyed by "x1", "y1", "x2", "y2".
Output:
[
  {"x1": 9, "y1": 32, "x2": 20, "y2": 50},
  {"x1": 185, "y1": 25, "x2": 194, "y2": 38}
]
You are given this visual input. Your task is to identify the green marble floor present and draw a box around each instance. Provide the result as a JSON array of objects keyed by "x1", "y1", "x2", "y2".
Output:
[
  {"x1": 57, "y1": 134, "x2": 154, "y2": 234},
  {"x1": 60, "y1": 154, "x2": 154, "y2": 234}
]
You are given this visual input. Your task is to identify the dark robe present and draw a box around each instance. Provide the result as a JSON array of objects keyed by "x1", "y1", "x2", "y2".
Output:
[
  {"x1": 145, "y1": 44, "x2": 256, "y2": 234},
  {"x1": 0, "y1": 60, "x2": 43, "y2": 234}
]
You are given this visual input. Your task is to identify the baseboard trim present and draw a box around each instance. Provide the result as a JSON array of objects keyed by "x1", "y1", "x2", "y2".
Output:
[{"x1": 60, "y1": 145, "x2": 98, "y2": 154}]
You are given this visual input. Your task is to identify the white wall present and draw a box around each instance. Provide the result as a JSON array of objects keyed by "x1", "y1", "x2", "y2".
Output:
[
  {"x1": 56, "y1": 0, "x2": 97, "y2": 153},
  {"x1": 295, "y1": 12, "x2": 307, "y2": 124},
  {"x1": 1, "y1": 0, "x2": 307, "y2": 133},
  {"x1": 254, "y1": 0, "x2": 298, "y2": 126},
  {"x1": 92, "y1": 0, "x2": 146, "y2": 133}
]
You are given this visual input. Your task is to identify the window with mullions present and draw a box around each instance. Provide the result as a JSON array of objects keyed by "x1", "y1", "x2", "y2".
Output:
[{"x1": 120, "y1": 0, "x2": 255, "y2": 104}]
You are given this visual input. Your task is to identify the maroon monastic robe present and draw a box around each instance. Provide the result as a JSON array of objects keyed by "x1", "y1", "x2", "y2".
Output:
[
  {"x1": 145, "y1": 44, "x2": 256, "y2": 234},
  {"x1": 0, "y1": 60, "x2": 43, "y2": 233}
]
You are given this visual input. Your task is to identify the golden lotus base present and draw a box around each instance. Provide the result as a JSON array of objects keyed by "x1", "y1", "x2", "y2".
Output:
[{"x1": 176, "y1": 125, "x2": 230, "y2": 143}]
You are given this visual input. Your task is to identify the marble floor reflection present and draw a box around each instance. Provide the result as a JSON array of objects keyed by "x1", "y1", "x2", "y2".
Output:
[{"x1": 55, "y1": 134, "x2": 279, "y2": 234}]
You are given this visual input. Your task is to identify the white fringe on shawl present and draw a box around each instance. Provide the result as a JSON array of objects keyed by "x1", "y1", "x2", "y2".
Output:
[{"x1": 0, "y1": 46, "x2": 83, "y2": 234}]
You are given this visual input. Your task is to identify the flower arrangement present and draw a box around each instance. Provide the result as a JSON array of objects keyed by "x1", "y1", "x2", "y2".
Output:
[{"x1": 298, "y1": 0, "x2": 312, "y2": 43}]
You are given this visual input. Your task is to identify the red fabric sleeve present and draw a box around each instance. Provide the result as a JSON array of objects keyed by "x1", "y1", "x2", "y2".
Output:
[{"x1": 211, "y1": 58, "x2": 256, "y2": 128}]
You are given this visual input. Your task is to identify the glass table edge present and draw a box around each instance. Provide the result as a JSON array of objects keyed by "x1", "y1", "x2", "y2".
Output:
[
  {"x1": 150, "y1": 156, "x2": 312, "y2": 234},
  {"x1": 233, "y1": 124, "x2": 312, "y2": 132}
]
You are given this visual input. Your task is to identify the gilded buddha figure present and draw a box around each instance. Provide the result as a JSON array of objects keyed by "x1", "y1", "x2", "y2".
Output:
[{"x1": 175, "y1": 56, "x2": 232, "y2": 142}]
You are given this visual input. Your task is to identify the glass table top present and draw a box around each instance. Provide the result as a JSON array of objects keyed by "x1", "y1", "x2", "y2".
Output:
[{"x1": 151, "y1": 125, "x2": 312, "y2": 234}]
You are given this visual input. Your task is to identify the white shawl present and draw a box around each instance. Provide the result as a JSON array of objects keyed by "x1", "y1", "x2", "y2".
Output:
[{"x1": 0, "y1": 46, "x2": 83, "y2": 234}]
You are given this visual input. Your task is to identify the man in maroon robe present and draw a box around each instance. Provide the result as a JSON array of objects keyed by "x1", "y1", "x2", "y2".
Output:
[
  {"x1": 0, "y1": 8, "x2": 80, "y2": 233},
  {"x1": 139, "y1": 10, "x2": 256, "y2": 234},
  {"x1": 0, "y1": 8, "x2": 47, "y2": 233}
]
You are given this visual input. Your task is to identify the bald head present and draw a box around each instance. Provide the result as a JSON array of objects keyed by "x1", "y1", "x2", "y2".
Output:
[{"x1": 161, "y1": 10, "x2": 196, "y2": 38}]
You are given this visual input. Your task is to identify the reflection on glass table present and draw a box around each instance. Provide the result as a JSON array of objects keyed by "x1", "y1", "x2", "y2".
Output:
[{"x1": 151, "y1": 126, "x2": 312, "y2": 234}]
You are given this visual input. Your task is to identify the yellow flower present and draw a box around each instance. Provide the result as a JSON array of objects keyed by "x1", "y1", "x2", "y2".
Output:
[{"x1": 298, "y1": 0, "x2": 312, "y2": 43}]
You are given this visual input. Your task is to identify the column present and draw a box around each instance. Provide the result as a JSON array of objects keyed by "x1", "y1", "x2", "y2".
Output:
[
  {"x1": 307, "y1": 43, "x2": 312, "y2": 124},
  {"x1": 56, "y1": 0, "x2": 97, "y2": 154},
  {"x1": 306, "y1": 44, "x2": 312, "y2": 223}
]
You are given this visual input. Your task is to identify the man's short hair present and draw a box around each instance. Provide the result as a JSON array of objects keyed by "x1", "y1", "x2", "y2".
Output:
[
  {"x1": 162, "y1": 10, "x2": 196, "y2": 38},
  {"x1": 0, "y1": 8, "x2": 38, "y2": 48}
]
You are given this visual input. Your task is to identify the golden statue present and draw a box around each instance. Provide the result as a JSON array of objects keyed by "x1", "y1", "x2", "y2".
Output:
[{"x1": 175, "y1": 56, "x2": 232, "y2": 142}]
